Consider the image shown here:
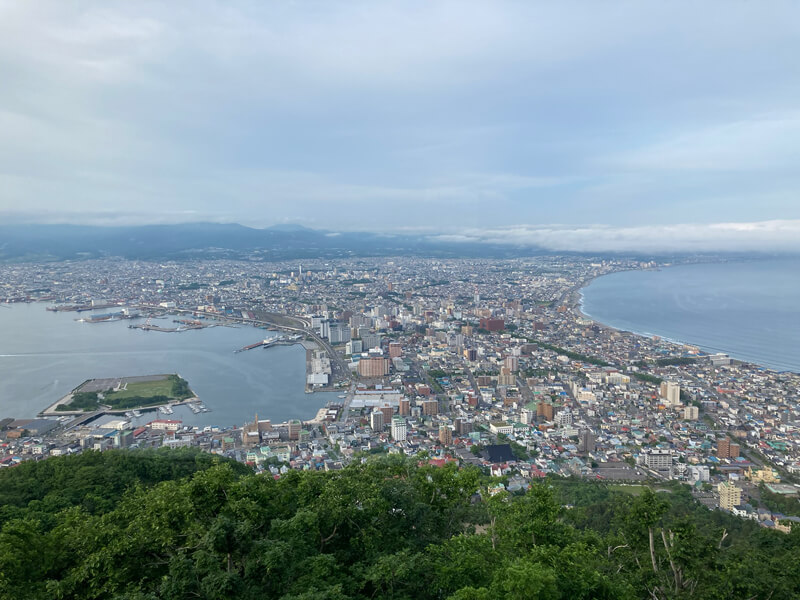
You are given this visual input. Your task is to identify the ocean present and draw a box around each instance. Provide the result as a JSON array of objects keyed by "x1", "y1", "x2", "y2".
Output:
[
  {"x1": 0, "y1": 303, "x2": 336, "y2": 425},
  {"x1": 580, "y1": 258, "x2": 800, "y2": 373}
]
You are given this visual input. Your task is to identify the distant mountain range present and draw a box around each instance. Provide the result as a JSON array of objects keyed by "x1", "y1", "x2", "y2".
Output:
[{"x1": 0, "y1": 222, "x2": 547, "y2": 261}]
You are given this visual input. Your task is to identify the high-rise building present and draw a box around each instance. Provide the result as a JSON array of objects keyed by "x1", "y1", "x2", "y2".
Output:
[
  {"x1": 579, "y1": 429, "x2": 596, "y2": 453},
  {"x1": 361, "y1": 332, "x2": 382, "y2": 350},
  {"x1": 717, "y1": 439, "x2": 740, "y2": 459},
  {"x1": 380, "y1": 405, "x2": 394, "y2": 424},
  {"x1": 479, "y1": 318, "x2": 505, "y2": 331},
  {"x1": 328, "y1": 321, "x2": 350, "y2": 344},
  {"x1": 537, "y1": 402, "x2": 554, "y2": 420},
  {"x1": 391, "y1": 416, "x2": 407, "y2": 442},
  {"x1": 369, "y1": 410, "x2": 384, "y2": 432},
  {"x1": 718, "y1": 482, "x2": 742, "y2": 510},
  {"x1": 498, "y1": 367, "x2": 516, "y2": 386},
  {"x1": 422, "y1": 399, "x2": 439, "y2": 416},
  {"x1": 439, "y1": 425, "x2": 452, "y2": 445},
  {"x1": 358, "y1": 356, "x2": 390, "y2": 378},
  {"x1": 454, "y1": 417, "x2": 472, "y2": 435},
  {"x1": 399, "y1": 398, "x2": 411, "y2": 416},
  {"x1": 388, "y1": 342, "x2": 402, "y2": 358},
  {"x1": 288, "y1": 419, "x2": 301, "y2": 441},
  {"x1": 660, "y1": 381, "x2": 681, "y2": 406},
  {"x1": 504, "y1": 356, "x2": 519, "y2": 372},
  {"x1": 346, "y1": 339, "x2": 363, "y2": 355}
]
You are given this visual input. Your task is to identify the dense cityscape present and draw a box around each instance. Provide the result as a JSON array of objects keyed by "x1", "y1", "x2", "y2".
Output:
[{"x1": 1, "y1": 255, "x2": 798, "y2": 531}]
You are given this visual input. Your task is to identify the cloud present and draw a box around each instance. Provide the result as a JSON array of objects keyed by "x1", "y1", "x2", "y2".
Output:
[
  {"x1": 604, "y1": 112, "x2": 800, "y2": 172},
  {"x1": 1, "y1": 2, "x2": 799, "y2": 231},
  {"x1": 429, "y1": 220, "x2": 800, "y2": 253}
]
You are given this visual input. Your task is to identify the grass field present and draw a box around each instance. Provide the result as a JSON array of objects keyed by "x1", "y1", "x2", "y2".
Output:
[
  {"x1": 106, "y1": 379, "x2": 175, "y2": 401},
  {"x1": 608, "y1": 484, "x2": 648, "y2": 496}
]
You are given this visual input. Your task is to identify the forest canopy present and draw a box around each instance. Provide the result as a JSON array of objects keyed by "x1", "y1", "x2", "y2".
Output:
[{"x1": 0, "y1": 450, "x2": 797, "y2": 600}]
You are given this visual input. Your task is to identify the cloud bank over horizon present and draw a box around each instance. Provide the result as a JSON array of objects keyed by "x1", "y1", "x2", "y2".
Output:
[
  {"x1": 1, "y1": 1, "x2": 799, "y2": 244},
  {"x1": 428, "y1": 220, "x2": 800, "y2": 254}
]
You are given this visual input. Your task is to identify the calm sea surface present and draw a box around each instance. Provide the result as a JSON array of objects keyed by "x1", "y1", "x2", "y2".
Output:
[
  {"x1": 581, "y1": 258, "x2": 800, "y2": 373},
  {"x1": 0, "y1": 303, "x2": 336, "y2": 425}
]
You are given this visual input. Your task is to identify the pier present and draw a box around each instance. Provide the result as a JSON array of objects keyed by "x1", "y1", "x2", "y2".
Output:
[{"x1": 234, "y1": 334, "x2": 302, "y2": 353}]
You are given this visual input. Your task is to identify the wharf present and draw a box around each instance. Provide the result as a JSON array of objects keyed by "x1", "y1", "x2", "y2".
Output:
[
  {"x1": 234, "y1": 334, "x2": 302, "y2": 353},
  {"x1": 129, "y1": 323, "x2": 205, "y2": 333}
]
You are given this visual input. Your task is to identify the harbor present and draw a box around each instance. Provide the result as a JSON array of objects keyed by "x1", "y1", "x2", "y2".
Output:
[{"x1": 234, "y1": 334, "x2": 302, "y2": 353}]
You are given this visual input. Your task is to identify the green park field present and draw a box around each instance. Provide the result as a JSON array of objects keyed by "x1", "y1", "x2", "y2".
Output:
[
  {"x1": 105, "y1": 378, "x2": 179, "y2": 401},
  {"x1": 56, "y1": 374, "x2": 194, "y2": 412}
]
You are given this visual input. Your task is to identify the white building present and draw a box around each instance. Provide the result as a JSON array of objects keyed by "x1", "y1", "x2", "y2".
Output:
[
  {"x1": 555, "y1": 410, "x2": 573, "y2": 428},
  {"x1": 683, "y1": 405, "x2": 699, "y2": 420},
  {"x1": 642, "y1": 450, "x2": 672, "y2": 472},
  {"x1": 370, "y1": 410, "x2": 384, "y2": 432},
  {"x1": 490, "y1": 421, "x2": 514, "y2": 436},
  {"x1": 391, "y1": 416, "x2": 407, "y2": 442}
]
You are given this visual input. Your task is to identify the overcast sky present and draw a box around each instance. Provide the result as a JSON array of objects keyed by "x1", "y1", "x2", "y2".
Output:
[{"x1": 1, "y1": 1, "x2": 799, "y2": 251}]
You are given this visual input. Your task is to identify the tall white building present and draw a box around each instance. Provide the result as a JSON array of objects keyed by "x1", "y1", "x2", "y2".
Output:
[
  {"x1": 391, "y1": 416, "x2": 407, "y2": 442},
  {"x1": 370, "y1": 410, "x2": 384, "y2": 432}
]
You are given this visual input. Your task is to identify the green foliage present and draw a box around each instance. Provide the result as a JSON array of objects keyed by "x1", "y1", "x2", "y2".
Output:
[
  {"x1": 654, "y1": 357, "x2": 696, "y2": 367},
  {"x1": 510, "y1": 442, "x2": 529, "y2": 461},
  {"x1": 56, "y1": 391, "x2": 99, "y2": 411},
  {"x1": 107, "y1": 394, "x2": 172, "y2": 409},
  {"x1": 0, "y1": 454, "x2": 798, "y2": 600},
  {"x1": 758, "y1": 484, "x2": 800, "y2": 517},
  {"x1": 169, "y1": 374, "x2": 193, "y2": 400},
  {"x1": 427, "y1": 369, "x2": 451, "y2": 379},
  {"x1": 632, "y1": 371, "x2": 663, "y2": 385},
  {"x1": 535, "y1": 342, "x2": 610, "y2": 367}
]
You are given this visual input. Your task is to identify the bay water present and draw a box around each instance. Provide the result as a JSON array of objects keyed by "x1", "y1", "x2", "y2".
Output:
[
  {"x1": 0, "y1": 303, "x2": 335, "y2": 426},
  {"x1": 580, "y1": 258, "x2": 800, "y2": 373}
]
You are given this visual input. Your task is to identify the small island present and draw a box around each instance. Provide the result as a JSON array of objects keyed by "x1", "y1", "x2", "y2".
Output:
[{"x1": 42, "y1": 374, "x2": 195, "y2": 415}]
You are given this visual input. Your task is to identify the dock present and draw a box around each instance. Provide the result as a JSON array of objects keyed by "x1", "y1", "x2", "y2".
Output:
[{"x1": 234, "y1": 334, "x2": 302, "y2": 353}]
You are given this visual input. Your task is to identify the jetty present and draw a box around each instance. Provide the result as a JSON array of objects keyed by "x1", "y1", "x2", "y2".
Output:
[{"x1": 234, "y1": 334, "x2": 302, "y2": 353}]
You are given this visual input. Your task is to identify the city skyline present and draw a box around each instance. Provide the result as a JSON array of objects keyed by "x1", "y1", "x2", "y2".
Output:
[{"x1": 2, "y1": 1, "x2": 800, "y2": 252}]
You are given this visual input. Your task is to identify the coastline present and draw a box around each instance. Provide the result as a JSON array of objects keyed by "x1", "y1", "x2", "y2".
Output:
[
  {"x1": 0, "y1": 303, "x2": 335, "y2": 424},
  {"x1": 573, "y1": 265, "x2": 800, "y2": 375}
]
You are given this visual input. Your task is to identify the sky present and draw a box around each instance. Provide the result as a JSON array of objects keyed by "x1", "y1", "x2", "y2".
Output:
[{"x1": 1, "y1": 1, "x2": 800, "y2": 252}]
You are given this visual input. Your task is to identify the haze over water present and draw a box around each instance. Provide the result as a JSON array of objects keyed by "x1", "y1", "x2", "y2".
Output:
[
  {"x1": 0, "y1": 304, "x2": 335, "y2": 425},
  {"x1": 581, "y1": 258, "x2": 800, "y2": 373}
]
